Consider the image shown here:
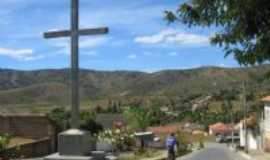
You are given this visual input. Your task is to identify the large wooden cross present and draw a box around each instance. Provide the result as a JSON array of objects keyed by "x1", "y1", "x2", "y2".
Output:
[{"x1": 44, "y1": 0, "x2": 109, "y2": 129}]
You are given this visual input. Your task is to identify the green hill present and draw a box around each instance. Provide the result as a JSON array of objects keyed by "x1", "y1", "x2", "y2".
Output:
[{"x1": 0, "y1": 65, "x2": 269, "y2": 113}]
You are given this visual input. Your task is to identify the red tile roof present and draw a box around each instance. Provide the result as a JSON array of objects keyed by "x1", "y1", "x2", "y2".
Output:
[
  {"x1": 147, "y1": 125, "x2": 180, "y2": 135},
  {"x1": 262, "y1": 96, "x2": 270, "y2": 102},
  {"x1": 209, "y1": 122, "x2": 232, "y2": 134}
]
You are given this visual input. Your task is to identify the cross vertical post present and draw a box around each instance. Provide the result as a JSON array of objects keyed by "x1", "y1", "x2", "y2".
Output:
[{"x1": 71, "y1": 0, "x2": 80, "y2": 129}]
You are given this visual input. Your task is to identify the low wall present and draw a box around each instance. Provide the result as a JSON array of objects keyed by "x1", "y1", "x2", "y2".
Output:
[
  {"x1": 0, "y1": 114, "x2": 57, "y2": 158},
  {"x1": 0, "y1": 114, "x2": 55, "y2": 139},
  {"x1": 8, "y1": 138, "x2": 53, "y2": 158}
]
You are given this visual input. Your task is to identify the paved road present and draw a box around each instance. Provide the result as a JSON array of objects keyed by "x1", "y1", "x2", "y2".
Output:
[{"x1": 177, "y1": 143, "x2": 248, "y2": 160}]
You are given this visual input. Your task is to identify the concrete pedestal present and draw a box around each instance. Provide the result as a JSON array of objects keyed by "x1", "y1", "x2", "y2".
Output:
[
  {"x1": 58, "y1": 129, "x2": 92, "y2": 156},
  {"x1": 44, "y1": 129, "x2": 95, "y2": 160},
  {"x1": 91, "y1": 151, "x2": 105, "y2": 160},
  {"x1": 44, "y1": 153, "x2": 93, "y2": 160}
]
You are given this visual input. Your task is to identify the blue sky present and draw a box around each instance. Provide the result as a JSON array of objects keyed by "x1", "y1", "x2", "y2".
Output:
[{"x1": 0, "y1": 0, "x2": 239, "y2": 72}]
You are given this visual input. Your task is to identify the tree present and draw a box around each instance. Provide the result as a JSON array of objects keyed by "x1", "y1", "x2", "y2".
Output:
[
  {"x1": 123, "y1": 107, "x2": 152, "y2": 131},
  {"x1": 48, "y1": 108, "x2": 103, "y2": 134},
  {"x1": 221, "y1": 99, "x2": 233, "y2": 115},
  {"x1": 94, "y1": 105, "x2": 103, "y2": 113},
  {"x1": 47, "y1": 108, "x2": 70, "y2": 132},
  {"x1": 0, "y1": 133, "x2": 10, "y2": 155},
  {"x1": 165, "y1": 0, "x2": 270, "y2": 65},
  {"x1": 0, "y1": 133, "x2": 18, "y2": 158},
  {"x1": 79, "y1": 111, "x2": 103, "y2": 134}
]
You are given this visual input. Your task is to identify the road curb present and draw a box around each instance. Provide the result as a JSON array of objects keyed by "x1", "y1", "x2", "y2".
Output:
[{"x1": 238, "y1": 152, "x2": 252, "y2": 160}]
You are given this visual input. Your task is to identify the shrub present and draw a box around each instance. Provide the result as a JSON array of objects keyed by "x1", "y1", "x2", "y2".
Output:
[
  {"x1": 98, "y1": 129, "x2": 135, "y2": 152},
  {"x1": 123, "y1": 107, "x2": 151, "y2": 131},
  {"x1": 0, "y1": 133, "x2": 19, "y2": 159},
  {"x1": 119, "y1": 149, "x2": 163, "y2": 160},
  {"x1": 48, "y1": 108, "x2": 103, "y2": 135},
  {"x1": 175, "y1": 131, "x2": 192, "y2": 156},
  {"x1": 0, "y1": 133, "x2": 10, "y2": 151},
  {"x1": 47, "y1": 107, "x2": 70, "y2": 132},
  {"x1": 199, "y1": 139, "x2": 205, "y2": 149},
  {"x1": 80, "y1": 111, "x2": 103, "y2": 135}
]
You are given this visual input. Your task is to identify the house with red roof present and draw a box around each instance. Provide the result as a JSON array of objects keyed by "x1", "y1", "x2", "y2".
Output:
[
  {"x1": 147, "y1": 123, "x2": 205, "y2": 136},
  {"x1": 209, "y1": 122, "x2": 233, "y2": 135},
  {"x1": 147, "y1": 125, "x2": 180, "y2": 135}
]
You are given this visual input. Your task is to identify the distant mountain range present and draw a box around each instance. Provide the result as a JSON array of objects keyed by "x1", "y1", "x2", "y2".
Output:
[{"x1": 0, "y1": 65, "x2": 269, "y2": 106}]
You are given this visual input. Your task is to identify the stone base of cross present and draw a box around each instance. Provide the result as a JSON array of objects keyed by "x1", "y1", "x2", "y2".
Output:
[{"x1": 44, "y1": 129, "x2": 93, "y2": 160}]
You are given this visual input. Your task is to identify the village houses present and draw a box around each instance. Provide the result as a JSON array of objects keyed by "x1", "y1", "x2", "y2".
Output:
[{"x1": 236, "y1": 96, "x2": 270, "y2": 152}]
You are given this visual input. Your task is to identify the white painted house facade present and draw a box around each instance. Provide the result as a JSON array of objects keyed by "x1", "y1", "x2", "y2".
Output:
[
  {"x1": 261, "y1": 96, "x2": 270, "y2": 152},
  {"x1": 238, "y1": 120, "x2": 261, "y2": 150}
]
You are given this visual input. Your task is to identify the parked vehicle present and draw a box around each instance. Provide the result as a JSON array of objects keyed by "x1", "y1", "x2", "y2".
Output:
[
  {"x1": 215, "y1": 133, "x2": 240, "y2": 143},
  {"x1": 215, "y1": 134, "x2": 225, "y2": 143},
  {"x1": 225, "y1": 133, "x2": 240, "y2": 142}
]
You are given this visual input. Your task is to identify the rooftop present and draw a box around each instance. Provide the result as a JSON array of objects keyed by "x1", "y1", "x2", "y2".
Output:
[
  {"x1": 262, "y1": 96, "x2": 270, "y2": 102},
  {"x1": 147, "y1": 125, "x2": 180, "y2": 135},
  {"x1": 0, "y1": 113, "x2": 46, "y2": 117}
]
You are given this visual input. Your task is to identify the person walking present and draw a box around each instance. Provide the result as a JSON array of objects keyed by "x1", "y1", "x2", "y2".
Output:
[{"x1": 166, "y1": 133, "x2": 179, "y2": 160}]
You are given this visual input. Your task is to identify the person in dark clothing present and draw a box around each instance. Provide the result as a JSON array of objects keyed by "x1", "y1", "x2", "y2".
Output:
[{"x1": 166, "y1": 133, "x2": 179, "y2": 160}]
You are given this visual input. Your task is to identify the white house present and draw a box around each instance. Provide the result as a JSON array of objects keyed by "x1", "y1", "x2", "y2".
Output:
[
  {"x1": 238, "y1": 116, "x2": 261, "y2": 150},
  {"x1": 261, "y1": 96, "x2": 270, "y2": 152}
]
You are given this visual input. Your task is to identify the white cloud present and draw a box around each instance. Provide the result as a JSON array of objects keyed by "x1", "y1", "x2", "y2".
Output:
[
  {"x1": 51, "y1": 37, "x2": 108, "y2": 55},
  {"x1": 0, "y1": 47, "x2": 43, "y2": 61},
  {"x1": 143, "y1": 51, "x2": 153, "y2": 56},
  {"x1": 80, "y1": 5, "x2": 170, "y2": 32},
  {"x1": 83, "y1": 51, "x2": 98, "y2": 56},
  {"x1": 80, "y1": 37, "x2": 108, "y2": 49},
  {"x1": 142, "y1": 68, "x2": 159, "y2": 73},
  {"x1": 168, "y1": 52, "x2": 179, "y2": 56},
  {"x1": 217, "y1": 63, "x2": 229, "y2": 68},
  {"x1": 134, "y1": 29, "x2": 210, "y2": 47},
  {"x1": 127, "y1": 54, "x2": 137, "y2": 59}
]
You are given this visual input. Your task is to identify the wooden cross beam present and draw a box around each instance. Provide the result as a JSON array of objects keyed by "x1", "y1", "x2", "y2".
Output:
[
  {"x1": 44, "y1": 27, "x2": 109, "y2": 39},
  {"x1": 43, "y1": 0, "x2": 109, "y2": 129}
]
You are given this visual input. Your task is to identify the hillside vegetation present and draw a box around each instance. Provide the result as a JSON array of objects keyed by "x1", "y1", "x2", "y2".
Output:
[{"x1": 0, "y1": 65, "x2": 270, "y2": 113}]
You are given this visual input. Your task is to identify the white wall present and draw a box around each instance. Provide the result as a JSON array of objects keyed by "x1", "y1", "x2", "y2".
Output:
[
  {"x1": 209, "y1": 128, "x2": 213, "y2": 135},
  {"x1": 265, "y1": 105, "x2": 270, "y2": 132},
  {"x1": 240, "y1": 122, "x2": 245, "y2": 147},
  {"x1": 239, "y1": 122, "x2": 259, "y2": 150}
]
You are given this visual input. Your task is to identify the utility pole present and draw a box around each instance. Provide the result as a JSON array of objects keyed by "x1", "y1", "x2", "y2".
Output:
[
  {"x1": 242, "y1": 81, "x2": 248, "y2": 153},
  {"x1": 231, "y1": 109, "x2": 234, "y2": 149}
]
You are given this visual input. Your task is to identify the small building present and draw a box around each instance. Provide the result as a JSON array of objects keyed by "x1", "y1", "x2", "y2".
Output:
[
  {"x1": 147, "y1": 124, "x2": 180, "y2": 136},
  {"x1": 261, "y1": 96, "x2": 270, "y2": 152},
  {"x1": 237, "y1": 115, "x2": 262, "y2": 151},
  {"x1": 209, "y1": 122, "x2": 233, "y2": 135},
  {"x1": 181, "y1": 123, "x2": 205, "y2": 133},
  {"x1": 147, "y1": 124, "x2": 180, "y2": 148}
]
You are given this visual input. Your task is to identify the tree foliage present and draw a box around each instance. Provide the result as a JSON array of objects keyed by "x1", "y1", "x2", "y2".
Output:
[
  {"x1": 80, "y1": 111, "x2": 103, "y2": 135},
  {"x1": 123, "y1": 107, "x2": 152, "y2": 131},
  {"x1": 165, "y1": 0, "x2": 270, "y2": 65},
  {"x1": 47, "y1": 108, "x2": 70, "y2": 132},
  {"x1": 0, "y1": 133, "x2": 14, "y2": 158},
  {"x1": 0, "y1": 133, "x2": 10, "y2": 152},
  {"x1": 48, "y1": 108, "x2": 103, "y2": 134}
]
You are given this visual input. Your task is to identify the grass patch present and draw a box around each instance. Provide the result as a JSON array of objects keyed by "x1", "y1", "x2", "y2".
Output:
[{"x1": 118, "y1": 149, "x2": 165, "y2": 160}]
